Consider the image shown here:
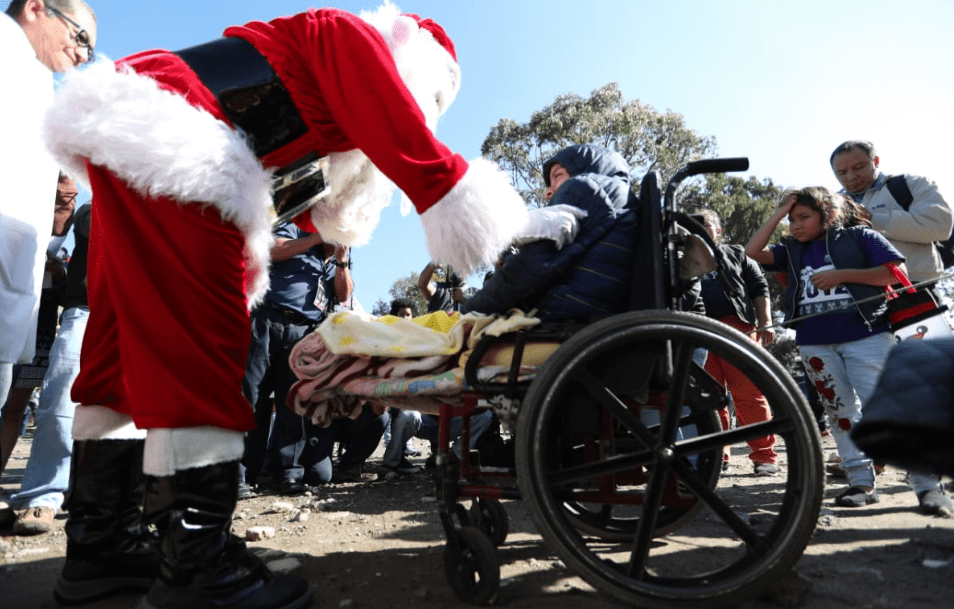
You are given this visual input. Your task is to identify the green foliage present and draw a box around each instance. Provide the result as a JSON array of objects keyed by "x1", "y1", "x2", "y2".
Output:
[
  {"x1": 683, "y1": 173, "x2": 784, "y2": 244},
  {"x1": 479, "y1": 81, "x2": 802, "y2": 372},
  {"x1": 481, "y1": 82, "x2": 717, "y2": 206}
]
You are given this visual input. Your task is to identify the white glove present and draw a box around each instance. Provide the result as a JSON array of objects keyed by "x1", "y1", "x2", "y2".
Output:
[{"x1": 516, "y1": 204, "x2": 588, "y2": 249}]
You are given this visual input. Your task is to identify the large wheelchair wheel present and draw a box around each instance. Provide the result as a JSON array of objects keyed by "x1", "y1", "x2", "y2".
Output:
[
  {"x1": 561, "y1": 404, "x2": 721, "y2": 541},
  {"x1": 516, "y1": 310, "x2": 823, "y2": 609}
]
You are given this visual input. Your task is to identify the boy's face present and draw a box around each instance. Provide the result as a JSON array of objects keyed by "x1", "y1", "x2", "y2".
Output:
[
  {"x1": 544, "y1": 164, "x2": 571, "y2": 201},
  {"x1": 832, "y1": 149, "x2": 879, "y2": 194}
]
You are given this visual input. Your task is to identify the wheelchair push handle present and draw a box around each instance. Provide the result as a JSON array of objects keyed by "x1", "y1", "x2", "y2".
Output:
[
  {"x1": 665, "y1": 157, "x2": 750, "y2": 210},
  {"x1": 676, "y1": 157, "x2": 749, "y2": 179}
]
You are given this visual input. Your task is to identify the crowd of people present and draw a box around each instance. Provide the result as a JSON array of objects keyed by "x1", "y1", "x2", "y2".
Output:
[{"x1": 1, "y1": 2, "x2": 952, "y2": 609}]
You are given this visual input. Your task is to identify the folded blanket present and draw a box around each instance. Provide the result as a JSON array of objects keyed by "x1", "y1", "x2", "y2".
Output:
[{"x1": 287, "y1": 309, "x2": 540, "y2": 426}]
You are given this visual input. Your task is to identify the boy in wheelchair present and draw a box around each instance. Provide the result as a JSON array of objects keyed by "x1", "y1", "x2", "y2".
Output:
[
  {"x1": 462, "y1": 143, "x2": 704, "y2": 321},
  {"x1": 462, "y1": 144, "x2": 641, "y2": 320}
]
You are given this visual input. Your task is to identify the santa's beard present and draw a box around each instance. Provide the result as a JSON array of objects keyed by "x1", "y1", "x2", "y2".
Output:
[{"x1": 309, "y1": 149, "x2": 396, "y2": 247}]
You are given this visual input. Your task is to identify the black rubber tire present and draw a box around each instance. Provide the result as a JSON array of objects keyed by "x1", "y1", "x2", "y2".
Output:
[
  {"x1": 442, "y1": 526, "x2": 500, "y2": 605},
  {"x1": 516, "y1": 310, "x2": 823, "y2": 609},
  {"x1": 469, "y1": 498, "x2": 510, "y2": 547}
]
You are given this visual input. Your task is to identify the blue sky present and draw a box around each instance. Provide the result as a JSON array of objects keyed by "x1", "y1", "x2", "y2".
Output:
[{"x1": 45, "y1": 0, "x2": 954, "y2": 310}]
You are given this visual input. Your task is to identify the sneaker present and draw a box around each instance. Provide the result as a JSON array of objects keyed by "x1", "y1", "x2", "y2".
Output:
[
  {"x1": 835, "y1": 486, "x2": 879, "y2": 507},
  {"x1": 237, "y1": 482, "x2": 255, "y2": 500},
  {"x1": 280, "y1": 478, "x2": 306, "y2": 496},
  {"x1": 917, "y1": 490, "x2": 954, "y2": 517},
  {"x1": 754, "y1": 462, "x2": 779, "y2": 477},
  {"x1": 333, "y1": 464, "x2": 378, "y2": 483},
  {"x1": 387, "y1": 458, "x2": 423, "y2": 476},
  {"x1": 13, "y1": 506, "x2": 56, "y2": 536}
]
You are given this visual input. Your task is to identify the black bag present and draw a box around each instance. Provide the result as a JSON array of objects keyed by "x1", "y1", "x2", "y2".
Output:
[
  {"x1": 885, "y1": 175, "x2": 954, "y2": 269},
  {"x1": 884, "y1": 263, "x2": 952, "y2": 342}
]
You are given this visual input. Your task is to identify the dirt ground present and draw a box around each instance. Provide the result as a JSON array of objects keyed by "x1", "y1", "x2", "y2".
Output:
[{"x1": 2, "y1": 428, "x2": 953, "y2": 609}]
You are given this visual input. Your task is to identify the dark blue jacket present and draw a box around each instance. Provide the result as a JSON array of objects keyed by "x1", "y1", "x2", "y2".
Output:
[
  {"x1": 461, "y1": 144, "x2": 638, "y2": 320},
  {"x1": 772, "y1": 226, "x2": 898, "y2": 330}
]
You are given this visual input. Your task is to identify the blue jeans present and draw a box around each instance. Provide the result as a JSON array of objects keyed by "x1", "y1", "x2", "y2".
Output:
[
  {"x1": 799, "y1": 332, "x2": 893, "y2": 489},
  {"x1": 0, "y1": 362, "x2": 12, "y2": 468},
  {"x1": 384, "y1": 409, "x2": 422, "y2": 468},
  {"x1": 11, "y1": 307, "x2": 88, "y2": 510},
  {"x1": 241, "y1": 306, "x2": 316, "y2": 484},
  {"x1": 416, "y1": 410, "x2": 495, "y2": 461}
]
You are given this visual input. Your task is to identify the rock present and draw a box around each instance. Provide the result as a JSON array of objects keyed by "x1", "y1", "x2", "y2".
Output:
[
  {"x1": 266, "y1": 557, "x2": 302, "y2": 573},
  {"x1": 245, "y1": 526, "x2": 276, "y2": 541},
  {"x1": 269, "y1": 501, "x2": 297, "y2": 514},
  {"x1": 292, "y1": 508, "x2": 311, "y2": 522}
]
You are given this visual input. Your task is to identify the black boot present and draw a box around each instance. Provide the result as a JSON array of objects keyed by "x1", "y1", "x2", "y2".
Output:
[
  {"x1": 54, "y1": 439, "x2": 160, "y2": 605},
  {"x1": 139, "y1": 460, "x2": 312, "y2": 609}
]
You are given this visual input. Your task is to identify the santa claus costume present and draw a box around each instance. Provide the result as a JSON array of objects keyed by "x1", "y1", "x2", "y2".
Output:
[{"x1": 43, "y1": 5, "x2": 578, "y2": 609}]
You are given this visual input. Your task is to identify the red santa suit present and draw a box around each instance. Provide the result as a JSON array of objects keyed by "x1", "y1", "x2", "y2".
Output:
[{"x1": 44, "y1": 6, "x2": 531, "y2": 436}]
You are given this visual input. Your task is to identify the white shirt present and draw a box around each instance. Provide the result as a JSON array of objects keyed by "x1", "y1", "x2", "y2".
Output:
[{"x1": 0, "y1": 14, "x2": 59, "y2": 363}]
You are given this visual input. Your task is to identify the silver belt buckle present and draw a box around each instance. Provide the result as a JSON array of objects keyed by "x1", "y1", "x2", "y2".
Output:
[{"x1": 272, "y1": 154, "x2": 331, "y2": 225}]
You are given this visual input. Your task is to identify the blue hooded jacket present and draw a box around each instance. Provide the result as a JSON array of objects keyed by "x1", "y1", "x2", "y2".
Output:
[{"x1": 462, "y1": 144, "x2": 639, "y2": 320}]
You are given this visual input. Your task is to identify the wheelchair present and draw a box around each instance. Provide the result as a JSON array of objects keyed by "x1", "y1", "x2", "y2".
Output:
[{"x1": 432, "y1": 158, "x2": 824, "y2": 608}]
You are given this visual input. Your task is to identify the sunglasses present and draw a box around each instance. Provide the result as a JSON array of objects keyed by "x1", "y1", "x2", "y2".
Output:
[{"x1": 47, "y1": 6, "x2": 94, "y2": 61}]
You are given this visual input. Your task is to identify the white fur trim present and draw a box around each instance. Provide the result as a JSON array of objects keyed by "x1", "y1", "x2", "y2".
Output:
[
  {"x1": 72, "y1": 405, "x2": 146, "y2": 440},
  {"x1": 420, "y1": 158, "x2": 529, "y2": 274},
  {"x1": 360, "y1": 2, "x2": 461, "y2": 130},
  {"x1": 143, "y1": 427, "x2": 245, "y2": 476},
  {"x1": 43, "y1": 61, "x2": 274, "y2": 307},
  {"x1": 311, "y1": 149, "x2": 396, "y2": 247}
]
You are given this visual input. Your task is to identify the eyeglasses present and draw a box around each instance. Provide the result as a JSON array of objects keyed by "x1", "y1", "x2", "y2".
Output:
[{"x1": 47, "y1": 6, "x2": 94, "y2": 62}]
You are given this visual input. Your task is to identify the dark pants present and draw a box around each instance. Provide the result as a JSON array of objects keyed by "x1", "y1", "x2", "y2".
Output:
[
  {"x1": 304, "y1": 404, "x2": 388, "y2": 484},
  {"x1": 241, "y1": 305, "x2": 316, "y2": 484}
]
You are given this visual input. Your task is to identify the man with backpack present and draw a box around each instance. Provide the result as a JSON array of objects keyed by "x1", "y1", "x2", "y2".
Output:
[
  {"x1": 830, "y1": 140, "x2": 952, "y2": 285},
  {"x1": 830, "y1": 140, "x2": 953, "y2": 518}
]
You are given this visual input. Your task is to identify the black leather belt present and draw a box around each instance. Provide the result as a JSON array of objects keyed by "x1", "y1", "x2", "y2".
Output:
[
  {"x1": 174, "y1": 37, "x2": 330, "y2": 225},
  {"x1": 263, "y1": 302, "x2": 319, "y2": 327}
]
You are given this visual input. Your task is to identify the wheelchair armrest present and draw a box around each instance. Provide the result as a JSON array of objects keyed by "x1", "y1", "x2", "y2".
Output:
[{"x1": 463, "y1": 323, "x2": 585, "y2": 396}]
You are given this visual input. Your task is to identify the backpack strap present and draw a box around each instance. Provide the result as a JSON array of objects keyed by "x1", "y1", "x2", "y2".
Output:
[{"x1": 885, "y1": 175, "x2": 913, "y2": 211}]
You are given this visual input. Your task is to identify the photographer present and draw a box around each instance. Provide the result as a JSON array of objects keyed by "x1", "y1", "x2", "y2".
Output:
[{"x1": 417, "y1": 262, "x2": 467, "y2": 313}]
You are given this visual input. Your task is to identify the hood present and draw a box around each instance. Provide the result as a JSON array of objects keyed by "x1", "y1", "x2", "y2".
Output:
[{"x1": 542, "y1": 144, "x2": 630, "y2": 187}]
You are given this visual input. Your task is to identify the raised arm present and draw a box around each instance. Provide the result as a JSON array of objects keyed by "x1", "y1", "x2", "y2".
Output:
[
  {"x1": 417, "y1": 262, "x2": 439, "y2": 301},
  {"x1": 745, "y1": 194, "x2": 794, "y2": 265}
]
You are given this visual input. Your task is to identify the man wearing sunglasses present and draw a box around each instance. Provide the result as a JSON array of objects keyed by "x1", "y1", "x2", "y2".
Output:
[{"x1": 0, "y1": 0, "x2": 95, "y2": 547}]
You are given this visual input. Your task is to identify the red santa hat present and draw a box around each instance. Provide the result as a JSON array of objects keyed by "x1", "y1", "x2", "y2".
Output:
[
  {"x1": 403, "y1": 13, "x2": 456, "y2": 61},
  {"x1": 359, "y1": 3, "x2": 461, "y2": 128}
]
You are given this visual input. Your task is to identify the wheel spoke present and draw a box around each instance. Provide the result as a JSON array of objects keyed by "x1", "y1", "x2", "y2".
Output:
[
  {"x1": 669, "y1": 459, "x2": 772, "y2": 552},
  {"x1": 626, "y1": 459, "x2": 671, "y2": 578},
  {"x1": 660, "y1": 338, "x2": 698, "y2": 443},
  {"x1": 573, "y1": 369, "x2": 658, "y2": 449},
  {"x1": 546, "y1": 449, "x2": 654, "y2": 487}
]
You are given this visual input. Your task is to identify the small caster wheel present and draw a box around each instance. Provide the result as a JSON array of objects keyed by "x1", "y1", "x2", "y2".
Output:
[
  {"x1": 443, "y1": 526, "x2": 500, "y2": 604},
  {"x1": 469, "y1": 498, "x2": 509, "y2": 546}
]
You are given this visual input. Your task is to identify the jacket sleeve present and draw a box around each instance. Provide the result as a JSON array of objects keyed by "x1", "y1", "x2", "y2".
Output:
[
  {"x1": 870, "y1": 175, "x2": 953, "y2": 244},
  {"x1": 461, "y1": 176, "x2": 614, "y2": 315},
  {"x1": 460, "y1": 239, "x2": 563, "y2": 315},
  {"x1": 739, "y1": 248, "x2": 771, "y2": 301}
]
